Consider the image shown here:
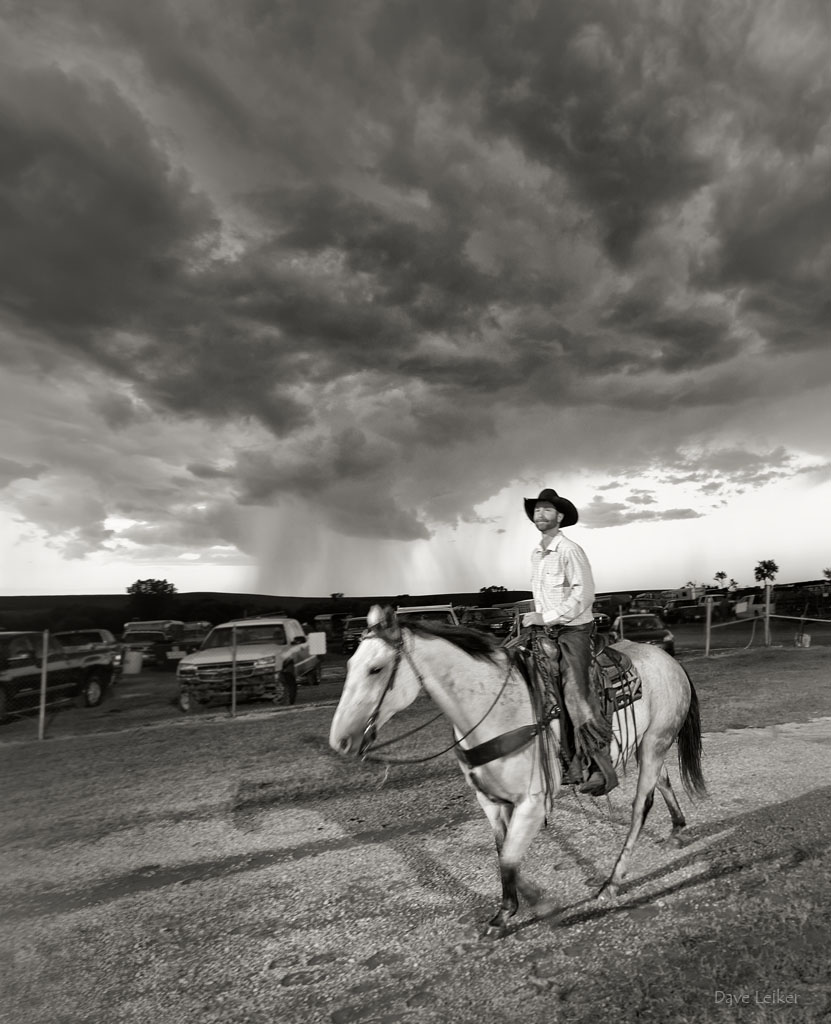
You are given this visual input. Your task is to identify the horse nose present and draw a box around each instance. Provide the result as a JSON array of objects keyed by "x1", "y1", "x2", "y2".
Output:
[{"x1": 336, "y1": 735, "x2": 352, "y2": 754}]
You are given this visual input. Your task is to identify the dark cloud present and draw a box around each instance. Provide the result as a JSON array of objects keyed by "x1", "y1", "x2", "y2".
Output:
[
  {"x1": 582, "y1": 495, "x2": 702, "y2": 529},
  {"x1": 0, "y1": 457, "x2": 46, "y2": 488},
  {"x1": 0, "y1": 0, "x2": 828, "y2": 568},
  {"x1": 0, "y1": 63, "x2": 217, "y2": 338},
  {"x1": 89, "y1": 394, "x2": 148, "y2": 431}
]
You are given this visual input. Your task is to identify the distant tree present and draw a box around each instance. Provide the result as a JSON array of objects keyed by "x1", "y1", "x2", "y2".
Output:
[
  {"x1": 330, "y1": 592, "x2": 345, "y2": 600},
  {"x1": 126, "y1": 579, "x2": 177, "y2": 620},
  {"x1": 714, "y1": 571, "x2": 727, "y2": 588},
  {"x1": 480, "y1": 585, "x2": 508, "y2": 593},
  {"x1": 728, "y1": 578, "x2": 739, "y2": 591},
  {"x1": 753, "y1": 560, "x2": 779, "y2": 585},
  {"x1": 823, "y1": 568, "x2": 831, "y2": 581}
]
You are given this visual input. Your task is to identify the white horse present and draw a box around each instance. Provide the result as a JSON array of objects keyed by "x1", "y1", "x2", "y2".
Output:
[{"x1": 329, "y1": 605, "x2": 705, "y2": 938}]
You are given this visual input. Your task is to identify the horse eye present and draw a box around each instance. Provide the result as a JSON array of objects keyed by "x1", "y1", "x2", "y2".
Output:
[{"x1": 368, "y1": 665, "x2": 383, "y2": 675}]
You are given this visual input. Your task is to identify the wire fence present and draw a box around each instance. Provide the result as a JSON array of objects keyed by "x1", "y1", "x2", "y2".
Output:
[{"x1": 701, "y1": 608, "x2": 831, "y2": 656}]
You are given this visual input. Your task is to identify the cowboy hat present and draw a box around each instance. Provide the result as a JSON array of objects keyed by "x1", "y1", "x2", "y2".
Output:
[{"x1": 523, "y1": 488, "x2": 578, "y2": 527}]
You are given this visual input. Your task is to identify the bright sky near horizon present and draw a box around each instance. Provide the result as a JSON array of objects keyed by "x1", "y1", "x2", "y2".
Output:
[{"x1": 1, "y1": 2, "x2": 830, "y2": 599}]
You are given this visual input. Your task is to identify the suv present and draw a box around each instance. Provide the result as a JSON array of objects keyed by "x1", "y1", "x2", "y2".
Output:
[
  {"x1": 176, "y1": 616, "x2": 324, "y2": 711},
  {"x1": 341, "y1": 615, "x2": 368, "y2": 655},
  {"x1": 460, "y1": 607, "x2": 514, "y2": 639},
  {"x1": 0, "y1": 631, "x2": 116, "y2": 721},
  {"x1": 396, "y1": 604, "x2": 460, "y2": 626}
]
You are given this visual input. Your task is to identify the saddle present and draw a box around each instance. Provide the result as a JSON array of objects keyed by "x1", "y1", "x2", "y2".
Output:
[
  {"x1": 591, "y1": 634, "x2": 643, "y2": 713},
  {"x1": 503, "y1": 629, "x2": 642, "y2": 800},
  {"x1": 506, "y1": 630, "x2": 642, "y2": 723}
]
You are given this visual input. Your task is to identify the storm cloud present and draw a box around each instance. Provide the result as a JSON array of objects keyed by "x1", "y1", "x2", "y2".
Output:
[{"x1": 0, "y1": 0, "x2": 828, "y2": 592}]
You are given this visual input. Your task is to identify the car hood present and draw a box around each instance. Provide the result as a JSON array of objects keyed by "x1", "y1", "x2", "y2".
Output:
[
  {"x1": 180, "y1": 643, "x2": 288, "y2": 666},
  {"x1": 620, "y1": 629, "x2": 669, "y2": 641}
]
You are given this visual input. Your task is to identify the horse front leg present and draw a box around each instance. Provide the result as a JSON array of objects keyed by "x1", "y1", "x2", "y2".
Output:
[
  {"x1": 475, "y1": 795, "x2": 515, "y2": 938},
  {"x1": 476, "y1": 792, "x2": 547, "y2": 939}
]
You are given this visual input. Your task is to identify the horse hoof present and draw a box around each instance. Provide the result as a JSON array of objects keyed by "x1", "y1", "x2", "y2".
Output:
[
  {"x1": 532, "y1": 897, "x2": 558, "y2": 919},
  {"x1": 596, "y1": 883, "x2": 618, "y2": 902},
  {"x1": 482, "y1": 922, "x2": 508, "y2": 940}
]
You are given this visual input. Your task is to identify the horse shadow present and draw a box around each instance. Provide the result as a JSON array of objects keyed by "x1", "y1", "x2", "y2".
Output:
[{"x1": 509, "y1": 781, "x2": 831, "y2": 935}]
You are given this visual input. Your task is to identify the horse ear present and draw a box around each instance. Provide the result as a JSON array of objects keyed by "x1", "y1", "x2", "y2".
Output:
[
  {"x1": 367, "y1": 604, "x2": 400, "y2": 639},
  {"x1": 367, "y1": 605, "x2": 385, "y2": 628}
]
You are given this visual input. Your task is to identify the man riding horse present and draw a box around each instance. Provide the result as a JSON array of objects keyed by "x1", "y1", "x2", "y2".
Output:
[{"x1": 521, "y1": 488, "x2": 619, "y2": 797}]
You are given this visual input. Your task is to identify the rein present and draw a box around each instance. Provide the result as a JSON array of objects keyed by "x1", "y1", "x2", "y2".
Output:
[{"x1": 359, "y1": 628, "x2": 515, "y2": 766}]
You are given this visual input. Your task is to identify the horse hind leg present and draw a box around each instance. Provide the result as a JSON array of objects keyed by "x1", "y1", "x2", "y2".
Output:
[
  {"x1": 598, "y1": 744, "x2": 665, "y2": 900},
  {"x1": 655, "y1": 768, "x2": 687, "y2": 848}
]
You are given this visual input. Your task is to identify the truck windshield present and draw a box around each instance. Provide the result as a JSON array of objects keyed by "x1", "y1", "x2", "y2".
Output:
[{"x1": 204, "y1": 625, "x2": 287, "y2": 648}]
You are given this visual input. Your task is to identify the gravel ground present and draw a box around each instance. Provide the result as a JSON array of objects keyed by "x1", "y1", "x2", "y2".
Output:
[{"x1": 1, "y1": 648, "x2": 830, "y2": 1023}]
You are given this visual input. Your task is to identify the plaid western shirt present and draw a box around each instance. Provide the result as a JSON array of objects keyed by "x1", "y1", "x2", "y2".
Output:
[{"x1": 530, "y1": 530, "x2": 596, "y2": 626}]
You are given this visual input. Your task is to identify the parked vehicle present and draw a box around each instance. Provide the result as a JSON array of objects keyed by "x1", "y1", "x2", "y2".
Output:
[
  {"x1": 53, "y1": 629, "x2": 125, "y2": 676},
  {"x1": 611, "y1": 614, "x2": 675, "y2": 656},
  {"x1": 341, "y1": 615, "x2": 368, "y2": 655},
  {"x1": 630, "y1": 593, "x2": 666, "y2": 615},
  {"x1": 312, "y1": 613, "x2": 350, "y2": 644},
  {"x1": 660, "y1": 599, "x2": 705, "y2": 624},
  {"x1": 0, "y1": 631, "x2": 118, "y2": 722},
  {"x1": 121, "y1": 623, "x2": 187, "y2": 670},
  {"x1": 733, "y1": 593, "x2": 776, "y2": 619},
  {"x1": 123, "y1": 619, "x2": 186, "y2": 637},
  {"x1": 592, "y1": 608, "x2": 612, "y2": 633},
  {"x1": 460, "y1": 607, "x2": 514, "y2": 639},
  {"x1": 181, "y1": 621, "x2": 212, "y2": 650},
  {"x1": 176, "y1": 616, "x2": 325, "y2": 712},
  {"x1": 695, "y1": 594, "x2": 734, "y2": 622},
  {"x1": 396, "y1": 604, "x2": 460, "y2": 626}
]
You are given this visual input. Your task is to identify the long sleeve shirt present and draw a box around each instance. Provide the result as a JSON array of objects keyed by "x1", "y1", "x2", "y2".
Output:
[{"x1": 530, "y1": 531, "x2": 596, "y2": 626}]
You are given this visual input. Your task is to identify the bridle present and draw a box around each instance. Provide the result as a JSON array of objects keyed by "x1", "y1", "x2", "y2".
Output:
[{"x1": 357, "y1": 625, "x2": 514, "y2": 765}]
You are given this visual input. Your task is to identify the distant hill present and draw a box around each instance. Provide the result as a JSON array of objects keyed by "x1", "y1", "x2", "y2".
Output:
[{"x1": 0, "y1": 590, "x2": 534, "y2": 633}]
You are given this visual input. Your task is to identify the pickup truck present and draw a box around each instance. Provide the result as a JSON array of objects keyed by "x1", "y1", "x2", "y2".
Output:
[
  {"x1": 53, "y1": 629, "x2": 125, "y2": 677},
  {"x1": 0, "y1": 631, "x2": 119, "y2": 722},
  {"x1": 175, "y1": 616, "x2": 326, "y2": 712}
]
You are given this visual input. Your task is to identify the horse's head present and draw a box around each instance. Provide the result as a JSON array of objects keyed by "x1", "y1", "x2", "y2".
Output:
[{"x1": 329, "y1": 605, "x2": 423, "y2": 757}]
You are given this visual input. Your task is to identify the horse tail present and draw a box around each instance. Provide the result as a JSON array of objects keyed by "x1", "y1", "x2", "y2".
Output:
[{"x1": 677, "y1": 673, "x2": 707, "y2": 799}]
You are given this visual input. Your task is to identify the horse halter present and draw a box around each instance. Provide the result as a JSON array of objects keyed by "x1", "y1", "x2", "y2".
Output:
[
  {"x1": 357, "y1": 624, "x2": 515, "y2": 765},
  {"x1": 358, "y1": 627, "x2": 426, "y2": 758}
]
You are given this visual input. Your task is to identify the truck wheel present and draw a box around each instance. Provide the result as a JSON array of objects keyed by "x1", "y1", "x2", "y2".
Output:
[
  {"x1": 280, "y1": 665, "x2": 297, "y2": 706},
  {"x1": 82, "y1": 671, "x2": 105, "y2": 708}
]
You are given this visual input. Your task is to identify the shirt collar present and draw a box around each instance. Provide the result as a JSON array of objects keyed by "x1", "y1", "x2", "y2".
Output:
[{"x1": 536, "y1": 529, "x2": 562, "y2": 554}]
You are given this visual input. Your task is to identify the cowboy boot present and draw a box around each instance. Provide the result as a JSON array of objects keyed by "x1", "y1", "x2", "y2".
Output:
[{"x1": 578, "y1": 746, "x2": 619, "y2": 796}]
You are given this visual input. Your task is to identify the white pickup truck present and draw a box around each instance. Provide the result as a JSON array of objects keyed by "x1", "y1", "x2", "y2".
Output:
[{"x1": 175, "y1": 616, "x2": 326, "y2": 712}]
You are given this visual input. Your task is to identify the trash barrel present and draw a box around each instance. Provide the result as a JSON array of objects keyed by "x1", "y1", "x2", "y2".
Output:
[{"x1": 123, "y1": 651, "x2": 144, "y2": 674}]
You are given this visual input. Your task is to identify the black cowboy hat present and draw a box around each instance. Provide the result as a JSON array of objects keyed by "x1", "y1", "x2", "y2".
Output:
[{"x1": 524, "y1": 488, "x2": 578, "y2": 527}]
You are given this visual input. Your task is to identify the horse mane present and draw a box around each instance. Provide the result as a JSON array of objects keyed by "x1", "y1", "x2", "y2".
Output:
[{"x1": 402, "y1": 620, "x2": 503, "y2": 664}]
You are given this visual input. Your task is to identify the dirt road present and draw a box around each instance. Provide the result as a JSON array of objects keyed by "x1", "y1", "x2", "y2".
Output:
[{"x1": 2, "y1": 649, "x2": 830, "y2": 1023}]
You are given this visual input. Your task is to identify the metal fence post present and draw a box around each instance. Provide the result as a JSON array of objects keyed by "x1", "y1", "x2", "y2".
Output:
[
  {"x1": 231, "y1": 625, "x2": 237, "y2": 717},
  {"x1": 38, "y1": 630, "x2": 49, "y2": 741},
  {"x1": 764, "y1": 583, "x2": 772, "y2": 646},
  {"x1": 705, "y1": 598, "x2": 713, "y2": 657}
]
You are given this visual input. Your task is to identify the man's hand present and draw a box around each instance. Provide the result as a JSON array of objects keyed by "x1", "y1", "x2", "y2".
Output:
[{"x1": 522, "y1": 612, "x2": 544, "y2": 627}]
